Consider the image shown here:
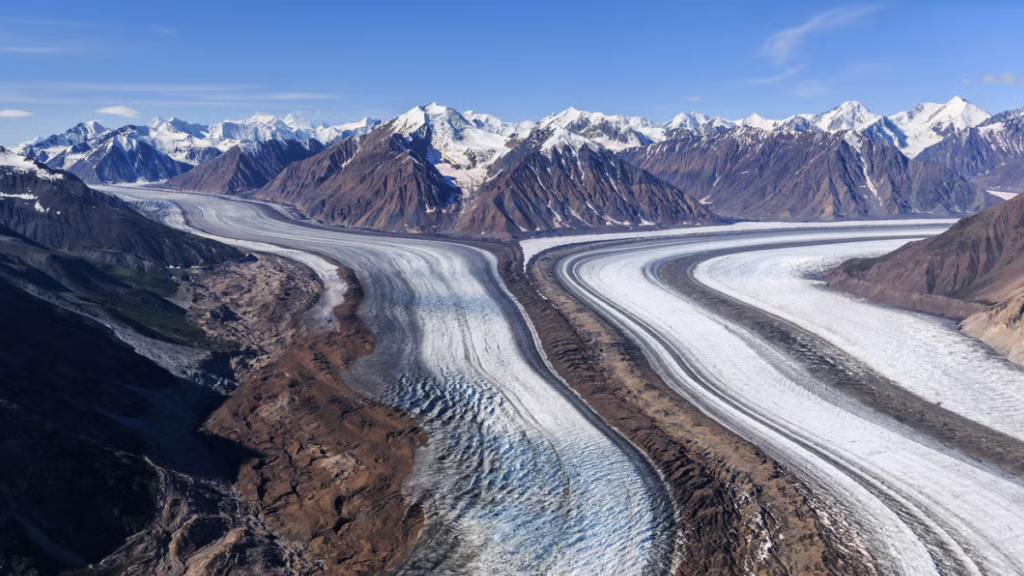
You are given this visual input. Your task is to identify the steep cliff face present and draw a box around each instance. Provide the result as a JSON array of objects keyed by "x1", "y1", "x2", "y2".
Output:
[
  {"x1": 621, "y1": 128, "x2": 988, "y2": 221},
  {"x1": 166, "y1": 139, "x2": 325, "y2": 194}
]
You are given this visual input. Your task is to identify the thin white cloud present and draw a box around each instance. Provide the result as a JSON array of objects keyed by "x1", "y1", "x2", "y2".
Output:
[
  {"x1": 792, "y1": 79, "x2": 830, "y2": 98},
  {"x1": 981, "y1": 73, "x2": 1021, "y2": 85},
  {"x1": 35, "y1": 82, "x2": 259, "y2": 93},
  {"x1": 8, "y1": 18, "x2": 95, "y2": 27},
  {"x1": 260, "y1": 92, "x2": 335, "y2": 101},
  {"x1": 0, "y1": 109, "x2": 33, "y2": 118},
  {"x1": 749, "y1": 65, "x2": 806, "y2": 85},
  {"x1": 1, "y1": 46, "x2": 75, "y2": 54},
  {"x1": 684, "y1": 96, "x2": 703, "y2": 102},
  {"x1": 96, "y1": 105, "x2": 139, "y2": 118},
  {"x1": 762, "y1": 6, "x2": 879, "y2": 64}
]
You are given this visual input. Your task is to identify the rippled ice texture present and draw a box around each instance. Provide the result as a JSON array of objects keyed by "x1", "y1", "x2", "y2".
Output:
[{"x1": 106, "y1": 187, "x2": 675, "y2": 576}]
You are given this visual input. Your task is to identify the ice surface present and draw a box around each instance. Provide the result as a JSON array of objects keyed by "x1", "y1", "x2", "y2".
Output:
[
  {"x1": 696, "y1": 241, "x2": 1024, "y2": 442},
  {"x1": 519, "y1": 219, "x2": 958, "y2": 266},
  {"x1": 558, "y1": 227, "x2": 1024, "y2": 575},
  {"x1": 104, "y1": 187, "x2": 676, "y2": 576}
]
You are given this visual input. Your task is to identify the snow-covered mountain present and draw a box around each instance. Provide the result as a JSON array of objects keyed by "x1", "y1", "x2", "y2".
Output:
[
  {"x1": 535, "y1": 107, "x2": 668, "y2": 151},
  {"x1": 657, "y1": 97, "x2": 990, "y2": 158},
  {"x1": 890, "y1": 96, "x2": 991, "y2": 157},
  {"x1": 621, "y1": 126, "x2": 988, "y2": 221},
  {"x1": 16, "y1": 113, "x2": 380, "y2": 184},
  {"x1": 13, "y1": 121, "x2": 110, "y2": 167},
  {"x1": 12, "y1": 96, "x2": 999, "y2": 189},
  {"x1": 462, "y1": 110, "x2": 535, "y2": 139},
  {"x1": 809, "y1": 101, "x2": 882, "y2": 132},
  {"x1": 916, "y1": 105, "x2": 1024, "y2": 192},
  {"x1": 390, "y1": 103, "x2": 511, "y2": 189}
]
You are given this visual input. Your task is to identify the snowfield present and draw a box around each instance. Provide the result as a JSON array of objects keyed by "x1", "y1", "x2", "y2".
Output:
[
  {"x1": 105, "y1": 187, "x2": 675, "y2": 576},
  {"x1": 696, "y1": 241, "x2": 1024, "y2": 442},
  {"x1": 519, "y1": 219, "x2": 958, "y2": 265},
  {"x1": 555, "y1": 226, "x2": 1024, "y2": 575}
]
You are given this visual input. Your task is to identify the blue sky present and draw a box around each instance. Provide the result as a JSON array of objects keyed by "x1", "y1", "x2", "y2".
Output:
[{"x1": 1, "y1": 0, "x2": 1022, "y2": 144}]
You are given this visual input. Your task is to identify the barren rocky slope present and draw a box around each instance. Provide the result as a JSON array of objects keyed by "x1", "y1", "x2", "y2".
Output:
[
  {"x1": 166, "y1": 139, "x2": 325, "y2": 195},
  {"x1": 455, "y1": 126, "x2": 721, "y2": 235},
  {"x1": 0, "y1": 244, "x2": 426, "y2": 575},
  {"x1": 828, "y1": 191, "x2": 1024, "y2": 364},
  {"x1": 0, "y1": 156, "x2": 426, "y2": 574},
  {"x1": 492, "y1": 239, "x2": 869, "y2": 575},
  {"x1": 252, "y1": 118, "x2": 719, "y2": 236},
  {"x1": 254, "y1": 129, "x2": 460, "y2": 233},
  {"x1": 621, "y1": 128, "x2": 988, "y2": 221},
  {"x1": 917, "y1": 106, "x2": 1024, "y2": 192},
  {"x1": 0, "y1": 148, "x2": 238, "y2": 270}
]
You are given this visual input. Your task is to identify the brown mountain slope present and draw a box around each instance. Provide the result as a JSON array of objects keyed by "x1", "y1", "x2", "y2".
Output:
[
  {"x1": 621, "y1": 128, "x2": 989, "y2": 221},
  {"x1": 253, "y1": 128, "x2": 460, "y2": 233},
  {"x1": 166, "y1": 139, "x2": 325, "y2": 194},
  {"x1": 457, "y1": 127, "x2": 721, "y2": 235},
  {"x1": 0, "y1": 148, "x2": 238, "y2": 269},
  {"x1": 827, "y1": 192, "x2": 1024, "y2": 363},
  {"x1": 0, "y1": 233, "x2": 425, "y2": 575},
  {"x1": 253, "y1": 120, "x2": 720, "y2": 237},
  {"x1": 917, "y1": 107, "x2": 1024, "y2": 192}
]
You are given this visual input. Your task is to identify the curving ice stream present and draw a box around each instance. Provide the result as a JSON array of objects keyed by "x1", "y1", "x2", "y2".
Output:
[
  {"x1": 540, "y1": 227, "x2": 1024, "y2": 576},
  {"x1": 103, "y1": 187, "x2": 675, "y2": 576},
  {"x1": 103, "y1": 183, "x2": 1024, "y2": 574}
]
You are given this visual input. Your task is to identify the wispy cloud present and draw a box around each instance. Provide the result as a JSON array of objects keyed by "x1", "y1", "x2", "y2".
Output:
[
  {"x1": 684, "y1": 96, "x2": 703, "y2": 102},
  {"x1": 1, "y1": 46, "x2": 76, "y2": 54},
  {"x1": 259, "y1": 92, "x2": 334, "y2": 101},
  {"x1": 749, "y1": 65, "x2": 806, "y2": 85},
  {"x1": 96, "y1": 105, "x2": 139, "y2": 118},
  {"x1": 21, "y1": 82, "x2": 260, "y2": 93},
  {"x1": 762, "y1": 6, "x2": 879, "y2": 65},
  {"x1": 0, "y1": 109, "x2": 33, "y2": 118},
  {"x1": 7, "y1": 18, "x2": 95, "y2": 27},
  {"x1": 981, "y1": 72, "x2": 1022, "y2": 84},
  {"x1": 792, "y1": 79, "x2": 830, "y2": 98},
  {"x1": 153, "y1": 26, "x2": 177, "y2": 35}
]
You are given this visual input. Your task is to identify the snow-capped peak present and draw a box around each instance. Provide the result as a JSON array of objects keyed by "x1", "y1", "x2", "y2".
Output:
[
  {"x1": 0, "y1": 147, "x2": 63, "y2": 181},
  {"x1": 248, "y1": 113, "x2": 283, "y2": 125},
  {"x1": 391, "y1": 103, "x2": 511, "y2": 189},
  {"x1": 392, "y1": 104, "x2": 432, "y2": 134},
  {"x1": 737, "y1": 113, "x2": 782, "y2": 131},
  {"x1": 536, "y1": 108, "x2": 665, "y2": 151},
  {"x1": 283, "y1": 113, "x2": 314, "y2": 131},
  {"x1": 539, "y1": 107, "x2": 588, "y2": 130},
  {"x1": 666, "y1": 112, "x2": 709, "y2": 130},
  {"x1": 889, "y1": 96, "x2": 990, "y2": 157},
  {"x1": 540, "y1": 127, "x2": 602, "y2": 158},
  {"x1": 813, "y1": 101, "x2": 881, "y2": 132},
  {"x1": 462, "y1": 110, "x2": 536, "y2": 138},
  {"x1": 891, "y1": 96, "x2": 989, "y2": 134}
]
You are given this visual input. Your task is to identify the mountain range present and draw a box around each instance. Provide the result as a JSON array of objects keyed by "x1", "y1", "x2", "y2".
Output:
[
  {"x1": 12, "y1": 96, "x2": 1022, "y2": 236},
  {"x1": 13, "y1": 114, "x2": 381, "y2": 185},
  {"x1": 0, "y1": 147, "x2": 237, "y2": 269}
]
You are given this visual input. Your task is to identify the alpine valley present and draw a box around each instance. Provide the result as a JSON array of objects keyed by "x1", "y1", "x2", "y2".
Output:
[{"x1": 8, "y1": 92, "x2": 1024, "y2": 576}]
